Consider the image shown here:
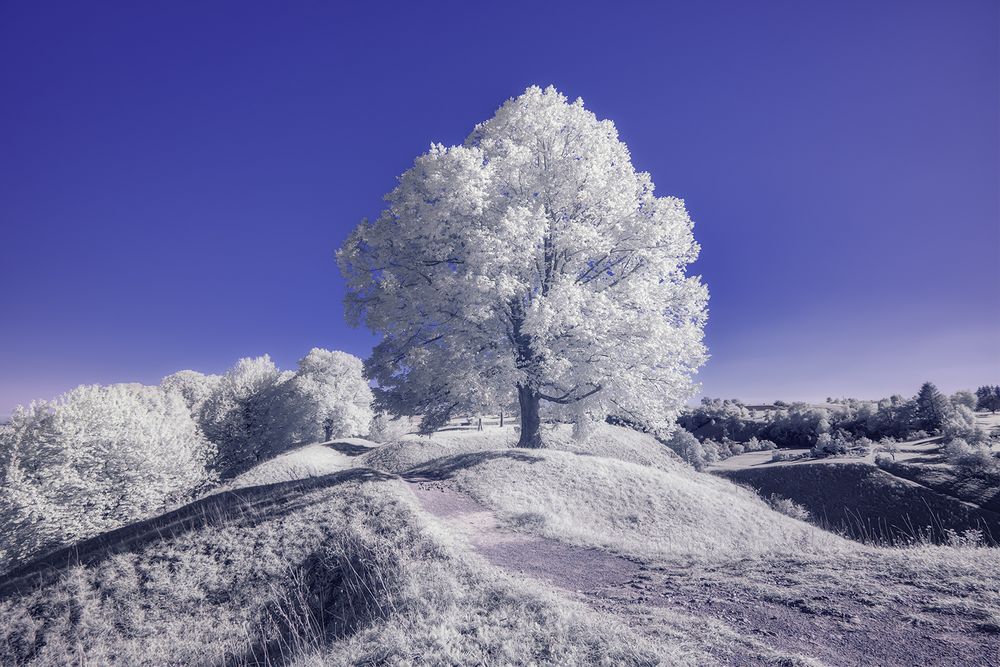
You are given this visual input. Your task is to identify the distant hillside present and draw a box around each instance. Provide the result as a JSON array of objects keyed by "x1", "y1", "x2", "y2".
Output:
[{"x1": 715, "y1": 461, "x2": 1000, "y2": 544}]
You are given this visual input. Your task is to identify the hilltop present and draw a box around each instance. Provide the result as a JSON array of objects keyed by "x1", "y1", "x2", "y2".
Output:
[{"x1": 2, "y1": 423, "x2": 999, "y2": 666}]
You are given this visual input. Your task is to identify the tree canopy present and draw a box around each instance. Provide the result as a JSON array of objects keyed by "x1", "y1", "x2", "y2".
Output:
[{"x1": 339, "y1": 86, "x2": 708, "y2": 446}]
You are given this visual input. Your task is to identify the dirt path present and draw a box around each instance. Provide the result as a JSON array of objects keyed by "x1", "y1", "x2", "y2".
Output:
[
  {"x1": 406, "y1": 479, "x2": 1000, "y2": 667},
  {"x1": 407, "y1": 480, "x2": 642, "y2": 595}
]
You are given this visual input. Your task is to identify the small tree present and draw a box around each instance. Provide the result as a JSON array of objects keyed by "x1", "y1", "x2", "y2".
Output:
[
  {"x1": 339, "y1": 86, "x2": 708, "y2": 447},
  {"x1": 915, "y1": 382, "x2": 950, "y2": 433},
  {"x1": 975, "y1": 385, "x2": 1000, "y2": 413},
  {"x1": 272, "y1": 348, "x2": 374, "y2": 442}
]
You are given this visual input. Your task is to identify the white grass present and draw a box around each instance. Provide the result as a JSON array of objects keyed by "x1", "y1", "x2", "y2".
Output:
[
  {"x1": 216, "y1": 438, "x2": 378, "y2": 491},
  {"x1": 362, "y1": 424, "x2": 844, "y2": 560},
  {"x1": 220, "y1": 443, "x2": 356, "y2": 490},
  {"x1": 0, "y1": 476, "x2": 708, "y2": 666},
  {"x1": 450, "y1": 447, "x2": 847, "y2": 560},
  {"x1": 362, "y1": 422, "x2": 683, "y2": 474}
]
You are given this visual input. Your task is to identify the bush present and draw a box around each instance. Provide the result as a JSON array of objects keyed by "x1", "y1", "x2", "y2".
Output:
[
  {"x1": 811, "y1": 432, "x2": 852, "y2": 457},
  {"x1": 367, "y1": 412, "x2": 412, "y2": 443},
  {"x1": 197, "y1": 350, "x2": 373, "y2": 475},
  {"x1": 662, "y1": 428, "x2": 708, "y2": 470},
  {"x1": 0, "y1": 384, "x2": 216, "y2": 571},
  {"x1": 771, "y1": 450, "x2": 805, "y2": 463},
  {"x1": 941, "y1": 405, "x2": 989, "y2": 445},
  {"x1": 762, "y1": 493, "x2": 811, "y2": 521},
  {"x1": 746, "y1": 437, "x2": 777, "y2": 451},
  {"x1": 942, "y1": 438, "x2": 998, "y2": 473}
]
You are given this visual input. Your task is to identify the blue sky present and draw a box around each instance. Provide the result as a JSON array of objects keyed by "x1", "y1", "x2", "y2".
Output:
[{"x1": 1, "y1": 1, "x2": 997, "y2": 415}]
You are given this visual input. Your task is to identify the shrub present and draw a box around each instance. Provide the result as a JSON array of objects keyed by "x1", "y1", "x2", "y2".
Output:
[
  {"x1": 762, "y1": 493, "x2": 812, "y2": 521},
  {"x1": 662, "y1": 428, "x2": 708, "y2": 470},
  {"x1": 811, "y1": 432, "x2": 852, "y2": 457},
  {"x1": 941, "y1": 405, "x2": 989, "y2": 445},
  {"x1": 941, "y1": 438, "x2": 998, "y2": 473},
  {"x1": 0, "y1": 384, "x2": 216, "y2": 571},
  {"x1": 367, "y1": 412, "x2": 412, "y2": 443},
  {"x1": 745, "y1": 436, "x2": 777, "y2": 451}
]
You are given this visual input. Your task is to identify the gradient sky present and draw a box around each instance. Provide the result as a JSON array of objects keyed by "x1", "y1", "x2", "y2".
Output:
[{"x1": 1, "y1": 1, "x2": 998, "y2": 416}]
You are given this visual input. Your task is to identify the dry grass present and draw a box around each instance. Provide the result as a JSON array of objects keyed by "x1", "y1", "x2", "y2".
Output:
[
  {"x1": 219, "y1": 443, "x2": 362, "y2": 491},
  {"x1": 5, "y1": 422, "x2": 998, "y2": 665},
  {"x1": 362, "y1": 422, "x2": 682, "y2": 474},
  {"x1": 444, "y1": 448, "x2": 847, "y2": 560},
  {"x1": 0, "y1": 474, "x2": 704, "y2": 666},
  {"x1": 367, "y1": 425, "x2": 844, "y2": 560}
]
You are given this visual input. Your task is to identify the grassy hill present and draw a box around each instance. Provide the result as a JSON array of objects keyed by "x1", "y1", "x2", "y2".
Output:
[{"x1": 2, "y1": 424, "x2": 999, "y2": 666}]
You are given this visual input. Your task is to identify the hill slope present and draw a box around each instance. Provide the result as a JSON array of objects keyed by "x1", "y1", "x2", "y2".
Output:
[{"x1": 2, "y1": 426, "x2": 999, "y2": 666}]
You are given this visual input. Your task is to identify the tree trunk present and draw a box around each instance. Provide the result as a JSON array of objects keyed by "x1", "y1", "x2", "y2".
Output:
[{"x1": 517, "y1": 384, "x2": 543, "y2": 448}]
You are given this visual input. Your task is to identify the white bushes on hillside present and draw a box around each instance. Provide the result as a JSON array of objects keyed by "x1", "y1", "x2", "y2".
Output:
[
  {"x1": 940, "y1": 404, "x2": 989, "y2": 445},
  {"x1": 367, "y1": 412, "x2": 412, "y2": 443},
  {"x1": 663, "y1": 428, "x2": 710, "y2": 470},
  {"x1": 941, "y1": 438, "x2": 998, "y2": 472},
  {"x1": 0, "y1": 384, "x2": 216, "y2": 570},
  {"x1": 0, "y1": 348, "x2": 372, "y2": 575},
  {"x1": 192, "y1": 350, "x2": 373, "y2": 473}
]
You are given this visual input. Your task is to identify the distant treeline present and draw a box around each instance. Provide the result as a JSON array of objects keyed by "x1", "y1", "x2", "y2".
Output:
[{"x1": 663, "y1": 382, "x2": 997, "y2": 471}]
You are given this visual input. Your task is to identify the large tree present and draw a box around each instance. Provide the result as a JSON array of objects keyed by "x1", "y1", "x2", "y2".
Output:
[{"x1": 338, "y1": 86, "x2": 708, "y2": 447}]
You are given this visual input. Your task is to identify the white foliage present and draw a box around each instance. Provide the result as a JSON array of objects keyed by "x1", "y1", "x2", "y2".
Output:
[
  {"x1": 160, "y1": 369, "x2": 222, "y2": 414},
  {"x1": 0, "y1": 384, "x2": 216, "y2": 569},
  {"x1": 199, "y1": 354, "x2": 287, "y2": 470},
  {"x1": 339, "y1": 85, "x2": 708, "y2": 440},
  {"x1": 271, "y1": 348, "x2": 374, "y2": 442}
]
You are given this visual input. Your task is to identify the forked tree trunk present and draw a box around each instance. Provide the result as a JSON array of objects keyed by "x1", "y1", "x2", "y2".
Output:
[{"x1": 517, "y1": 384, "x2": 543, "y2": 448}]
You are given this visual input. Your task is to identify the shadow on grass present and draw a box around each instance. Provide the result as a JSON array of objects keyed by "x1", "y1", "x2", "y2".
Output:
[
  {"x1": 323, "y1": 440, "x2": 374, "y2": 457},
  {"x1": 222, "y1": 537, "x2": 398, "y2": 667},
  {"x1": 0, "y1": 467, "x2": 395, "y2": 600},
  {"x1": 404, "y1": 450, "x2": 544, "y2": 481},
  {"x1": 717, "y1": 462, "x2": 1000, "y2": 546}
]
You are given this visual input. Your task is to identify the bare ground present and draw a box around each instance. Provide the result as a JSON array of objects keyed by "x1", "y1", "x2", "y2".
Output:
[{"x1": 407, "y1": 479, "x2": 1000, "y2": 667}]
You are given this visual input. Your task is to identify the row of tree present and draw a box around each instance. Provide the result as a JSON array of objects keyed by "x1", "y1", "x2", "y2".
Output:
[
  {"x1": 676, "y1": 382, "x2": 992, "y2": 454},
  {"x1": 0, "y1": 349, "x2": 372, "y2": 573}
]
